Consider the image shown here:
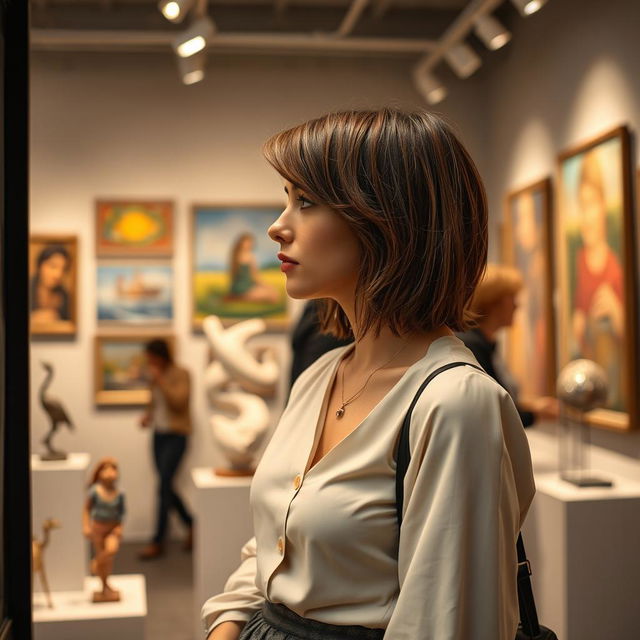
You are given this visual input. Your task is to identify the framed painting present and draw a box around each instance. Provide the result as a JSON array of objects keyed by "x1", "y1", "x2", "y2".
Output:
[
  {"x1": 97, "y1": 263, "x2": 173, "y2": 325},
  {"x1": 191, "y1": 204, "x2": 288, "y2": 330},
  {"x1": 556, "y1": 125, "x2": 636, "y2": 431},
  {"x1": 502, "y1": 178, "x2": 556, "y2": 401},
  {"x1": 94, "y1": 335, "x2": 175, "y2": 406},
  {"x1": 29, "y1": 235, "x2": 78, "y2": 336},
  {"x1": 96, "y1": 200, "x2": 173, "y2": 257}
]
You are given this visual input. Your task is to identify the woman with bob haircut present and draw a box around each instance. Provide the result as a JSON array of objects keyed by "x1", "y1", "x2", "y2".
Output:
[
  {"x1": 202, "y1": 109, "x2": 535, "y2": 640},
  {"x1": 457, "y1": 263, "x2": 559, "y2": 427}
]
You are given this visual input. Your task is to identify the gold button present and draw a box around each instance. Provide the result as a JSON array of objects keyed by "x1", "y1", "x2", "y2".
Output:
[
  {"x1": 277, "y1": 537, "x2": 284, "y2": 554},
  {"x1": 293, "y1": 474, "x2": 302, "y2": 490}
]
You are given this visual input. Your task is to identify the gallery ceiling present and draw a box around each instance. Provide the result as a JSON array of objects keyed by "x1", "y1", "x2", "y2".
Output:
[
  {"x1": 30, "y1": 0, "x2": 538, "y2": 100},
  {"x1": 30, "y1": 0, "x2": 483, "y2": 54}
]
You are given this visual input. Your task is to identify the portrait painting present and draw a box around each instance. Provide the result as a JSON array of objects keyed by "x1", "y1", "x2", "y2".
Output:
[
  {"x1": 94, "y1": 336, "x2": 175, "y2": 406},
  {"x1": 191, "y1": 205, "x2": 288, "y2": 329},
  {"x1": 502, "y1": 179, "x2": 555, "y2": 401},
  {"x1": 29, "y1": 235, "x2": 78, "y2": 337},
  {"x1": 96, "y1": 200, "x2": 173, "y2": 257},
  {"x1": 97, "y1": 264, "x2": 173, "y2": 325},
  {"x1": 556, "y1": 126, "x2": 636, "y2": 430}
]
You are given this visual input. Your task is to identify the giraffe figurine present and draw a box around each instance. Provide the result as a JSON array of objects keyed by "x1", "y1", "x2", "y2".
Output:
[{"x1": 32, "y1": 518, "x2": 62, "y2": 608}]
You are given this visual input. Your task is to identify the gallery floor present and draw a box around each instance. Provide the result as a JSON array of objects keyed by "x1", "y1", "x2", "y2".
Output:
[{"x1": 116, "y1": 541, "x2": 194, "y2": 640}]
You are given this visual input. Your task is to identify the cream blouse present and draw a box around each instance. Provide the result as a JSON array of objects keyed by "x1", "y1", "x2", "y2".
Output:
[{"x1": 202, "y1": 336, "x2": 535, "y2": 639}]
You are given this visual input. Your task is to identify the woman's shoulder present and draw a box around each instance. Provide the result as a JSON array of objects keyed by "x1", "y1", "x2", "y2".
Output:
[{"x1": 408, "y1": 338, "x2": 520, "y2": 445}]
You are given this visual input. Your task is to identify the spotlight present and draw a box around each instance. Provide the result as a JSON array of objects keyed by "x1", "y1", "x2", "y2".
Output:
[
  {"x1": 173, "y1": 16, "x2": 216, "y2": 58},
  {"x1": 510, "y1": 0, "x2": 547, "y2": 16},
  {"x1": 444, "y1": 43, "x2": 481, "y2": 79},
  {"x1": 179, "y1": 52, "x2": 206, "y2": 85},
  {"x1": 474, "y1": 14, "x2": 511, "y2": 50},
  {"x1": 158, "y1": 0, "x2": 195, "y2": 24},
  {"x1": 413, "y1": 69, "x2": 447, "y2": 105}
]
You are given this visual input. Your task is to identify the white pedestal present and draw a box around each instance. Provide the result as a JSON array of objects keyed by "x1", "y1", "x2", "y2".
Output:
[
  {"x1": 523, "y1": 432, "x2": 640, "y2": 640},
  {"x1": 191, "y1": 469, "x2": 253, "y2": 640},
  {"x1": 31, "y1": 453, "x2": 91, "y2": 592},
  {"x1": 32, "y1": 574, "x2": 147, "y2": 640}
]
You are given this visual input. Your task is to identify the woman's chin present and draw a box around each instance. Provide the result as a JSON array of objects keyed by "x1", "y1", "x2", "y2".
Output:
[{"x1": 284, "y1": 282, "x2": 318, "y2": 300}]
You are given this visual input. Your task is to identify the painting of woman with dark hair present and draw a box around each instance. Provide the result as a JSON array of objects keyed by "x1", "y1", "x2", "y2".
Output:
[
  {"x1": 192, "y1": 206, "x2": 288, "y2": 329},
  {"x1": 29, "y1": 236, "x2": 77, "y2": 335},
  {"x1": 226, "y1": 233, "x2": 280, "y2": 304}
]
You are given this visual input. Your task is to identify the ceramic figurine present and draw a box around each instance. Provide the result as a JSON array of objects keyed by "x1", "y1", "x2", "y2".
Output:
[
  {"x1": 39, "y1": 361, "x2": 74, "y2": 460},
  {"x1": 83, "y1": 457, "x2": 125, "y2": 603},
  {"x1": 32, "y1": 517, "x2": 61, "y2": 608}
]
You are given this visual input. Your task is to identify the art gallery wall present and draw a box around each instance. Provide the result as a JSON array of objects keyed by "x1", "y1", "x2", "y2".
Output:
[
  {"x1": 29, "y1": 51, "x2": 486, "y2": 540},
  {"x1": 476, "y1": 0, "x2": 640, "y2": 471},
  {"x1": 31, "y1": 0, "x2": 640, "y2": 541}
]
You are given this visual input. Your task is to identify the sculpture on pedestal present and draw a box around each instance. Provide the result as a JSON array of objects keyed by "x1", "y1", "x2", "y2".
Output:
[
  {"x1": 39, "y1": 361, "x2": 74, "y2": 461},
  {"x1": 557, "y1": 359, "x2": 613, "y2": 487},
  {"x1": 83, "y1": 457, "x2": 125, "y2": 602},
  {"x1": 203, "y1": 315, "x2": 279, "y2": 476},
  {"x1": 32, "y1": 517, "x2": 61, "y2": 608}
]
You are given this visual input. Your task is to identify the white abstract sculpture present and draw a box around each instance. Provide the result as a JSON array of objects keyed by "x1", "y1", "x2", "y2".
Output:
[{"x1": 203, "y1": 315, "x2": 279, "y2": 475}]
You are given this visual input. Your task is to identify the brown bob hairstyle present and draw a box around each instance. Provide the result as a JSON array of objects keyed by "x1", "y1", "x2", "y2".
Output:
[{"x1": 263, "y1": 108, "x2": 488, "y2": 339}]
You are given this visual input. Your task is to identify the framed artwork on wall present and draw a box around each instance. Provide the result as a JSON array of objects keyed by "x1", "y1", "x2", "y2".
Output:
[
  {"x1": 97, "y1": 263, "x2": 173, "y2": 325},
  {"x1": 191, "y1": 204, "x2": 288, "y2": 330},
  {"x1": 96, "y1": 200, "x2": 173, "y2": 257},
  {"x1": 556, "y1": 125, "x2": 636, "y2": 431},
  {"x1": 502, "y1": 178, "x2": 556, "y2": 401},
  {"x1": 29, "y1": 235, "x2": 78, "y2": 337},
  {"x1": 94, "y1": 335, "x2": 175, "y2": 406}
]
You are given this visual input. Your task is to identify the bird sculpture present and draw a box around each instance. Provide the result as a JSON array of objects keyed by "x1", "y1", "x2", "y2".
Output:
[
  {"x1": 39, "y1": 362, "x2": 74, "y2": 461},
  {"x1": 32, "y1": 517, "x2": 62, "y2": 608}
]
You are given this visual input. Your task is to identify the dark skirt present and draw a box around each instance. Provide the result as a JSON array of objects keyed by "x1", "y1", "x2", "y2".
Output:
[{"x1": 239, "y1": 602, "x2": 385, "y2": 640}]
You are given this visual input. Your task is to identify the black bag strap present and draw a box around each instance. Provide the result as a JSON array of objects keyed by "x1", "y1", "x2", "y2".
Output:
[
  {"x1": 395, "y1": 361, "x2": 481, "y2": 526},
  {"x1": 516, "y1": 534, "x2": 541, "y2": 637},
  {"x1": 395, "y1": 360, "x2": 541, "y2": 638}
]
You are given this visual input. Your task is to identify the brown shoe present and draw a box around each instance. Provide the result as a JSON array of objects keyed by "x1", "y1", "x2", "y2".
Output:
[
  {"x1": 183, "y1": 526, "x2": 194, "y2": 552},
  {"x1": 138, "y1": 543, "x2": 164, "y2": 560}
]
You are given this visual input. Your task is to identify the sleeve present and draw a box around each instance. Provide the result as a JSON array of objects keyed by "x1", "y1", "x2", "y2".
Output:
[
  {"x1": 385, "y1": 371, "x2": 535, "y2": 640},
  {"x1": 158, "y1": 368, "x2": 191, "y2": 412},
  {"x1": 201, "y1": 537, "x2": 264, "y2": 638}
]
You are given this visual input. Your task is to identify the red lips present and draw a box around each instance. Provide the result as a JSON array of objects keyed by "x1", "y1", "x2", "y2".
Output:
[{"x1": 277, "y1": 252, "x2": 299, "y2": 264}]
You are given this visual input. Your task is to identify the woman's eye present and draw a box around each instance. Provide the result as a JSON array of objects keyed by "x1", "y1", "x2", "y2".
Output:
[{"x1": 297, "y1": 195, "x2": 315, "y2": 210}]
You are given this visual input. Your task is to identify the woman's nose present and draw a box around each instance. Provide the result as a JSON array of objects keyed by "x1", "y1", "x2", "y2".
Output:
[{"x1": 268, "y1": 213, "x2": 293, "y2": 245}]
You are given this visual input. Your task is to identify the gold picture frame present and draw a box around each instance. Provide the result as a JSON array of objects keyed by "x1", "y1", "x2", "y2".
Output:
[
  {"x1": 96, "y1": 200, "x2": 174, "y2": 258},
  {"x1": 190, "y1": 204, "x2": 289, "y2": 331},
  {"x1": 94, "y1": 335, "x2": 175, "y2": 406},
  {"x1": 502, "y1": 178, "x2": 556, "y2": 402},
  {"x1": 29, "y1": 234, "x2": 78, "y2": 337},
  {"x1": 556, "y1": 125, "x2": 636, "y2": 431}
]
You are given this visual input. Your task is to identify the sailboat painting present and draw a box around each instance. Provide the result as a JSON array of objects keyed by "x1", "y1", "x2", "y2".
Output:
[{"x1": 97, "y1": 264, "x2": 173, "y2": 324}]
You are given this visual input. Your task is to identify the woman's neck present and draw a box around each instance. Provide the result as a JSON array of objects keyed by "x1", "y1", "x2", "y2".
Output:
[{"x1": 338, "y1": 300, "x2": 451, "y2": 373}]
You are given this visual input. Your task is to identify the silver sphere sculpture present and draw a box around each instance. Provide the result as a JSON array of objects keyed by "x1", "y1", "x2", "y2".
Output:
[{"x1": 556, "y1": 359, "x2": 608, "y2": 412}]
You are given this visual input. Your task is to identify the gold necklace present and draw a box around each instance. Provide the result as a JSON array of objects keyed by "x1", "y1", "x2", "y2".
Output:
[{"x1": 336, "y1": 342, "x2": 409, "y2": 419}]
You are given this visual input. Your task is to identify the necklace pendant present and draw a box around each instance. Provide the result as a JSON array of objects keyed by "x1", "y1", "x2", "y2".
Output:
[{"x1": 336, "y1": 406, "x2": 345, "y2": 419}]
